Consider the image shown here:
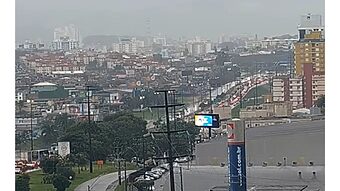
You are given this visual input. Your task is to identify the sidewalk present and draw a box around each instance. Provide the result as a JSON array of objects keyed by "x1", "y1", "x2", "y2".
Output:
[{"x1": 74, "y1": 170, "x2": 134, "y2": 191}]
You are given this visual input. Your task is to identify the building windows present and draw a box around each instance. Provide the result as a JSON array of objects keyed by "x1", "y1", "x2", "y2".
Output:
[
  {"x1": 305, "y1": 43, "x2": 309, "y2": 47},
  {"x1": 316, "y1": 48, "x2": 320, "y2": 51},
  {"x1": 305, "y1": 53, "x2": 309, "y2": 56},
  {"x1": 305, "y1": 58, "x2": 309, "y2": 62}
]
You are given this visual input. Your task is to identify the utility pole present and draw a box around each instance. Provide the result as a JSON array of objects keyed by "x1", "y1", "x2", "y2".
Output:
[
  {"x1": 239, "y1": 80, "x2": 243, "y2": 109},
  {"x1": 142, "y1": 136, "x2": 146, "y2": 179},
  {"x1": 149, "y1": 90, "x2": 184, "y2": 191},
  {"x1": 27, "y1": 85, "x2": 34, "y2": 151},
  {"x1": 124, "y1": 160, "x2": 127, "y2": 191},
  {"x1": 30, "y1": 99, "x2": 33, "y2": 151},
  {"x1": 87, "y1": 85, "x2": 93, "y2": 173},
  {"x1": 180, "y1": 167, "x2": 184, "y2": 191},
  {"x1": 192, "y1": 87, "x2": 195, "y2": 113},
  {"x1": 164, "y1": 91, "x2": 175, "y2": 191},
  {"x1": 118, "y1": 159, "x2": 121, "y2": 185},
  {"x1": 173, "y1": 92, "x2": 176, "y2": 130},
  {"x1": 254, "y1": 63, "x2": 258, "y2": 106}
]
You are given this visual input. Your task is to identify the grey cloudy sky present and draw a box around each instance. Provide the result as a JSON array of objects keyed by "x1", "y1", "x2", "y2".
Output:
[{"x1": 16, "y1": 0, "x2": 324, "y2": 42}]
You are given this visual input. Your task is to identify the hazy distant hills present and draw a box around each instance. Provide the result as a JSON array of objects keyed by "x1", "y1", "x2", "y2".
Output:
[{"x1": 269, "y1": 34, "x2": 298, "y2": 39}]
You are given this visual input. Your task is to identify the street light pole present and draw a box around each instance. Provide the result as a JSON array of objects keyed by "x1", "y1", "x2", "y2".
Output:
[
  {"x1": 180, "y1": 167, "x2": 184, "y2": 191},
  {"x1": 87, "y1": 86, "x2": 93, "y2": 173},
  {"x1": 239, "y1": 79, "x2": 243, "y2": 109},
  {"x1": 30, "y1": 99, "x2": 33, "y2": 151},
  {"x1": 124, "y1": 160, "x2": 127, "y2": 191},
  {"x1": 209, "y1": 87, "x2": 213, "y2": 138},
  {"x1": 142, "y1": 136, "x2": 146, "y2": 179},
  {"x1": 254, "y1": 63, "x2": 258, "y2": 106}
]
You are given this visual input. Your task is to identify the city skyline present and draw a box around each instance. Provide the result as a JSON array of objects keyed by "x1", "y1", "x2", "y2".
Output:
[{"x1": 16, "y1": 0, "x2": 324, "y2": 43}]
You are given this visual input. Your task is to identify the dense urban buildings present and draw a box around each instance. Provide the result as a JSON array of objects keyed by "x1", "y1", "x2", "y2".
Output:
[
  {"x1": 14, "y1": 10, "x2": 325, "y2": 190},
  {"x1": 271, "y1": 14, "x2": 325, "y2": 109}
]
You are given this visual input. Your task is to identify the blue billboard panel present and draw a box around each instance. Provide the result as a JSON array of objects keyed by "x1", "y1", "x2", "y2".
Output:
[
  {"x1": 228, "y1": 144, "x2": 246, "y2": 191},
  {"x1": 194, "y1": 114, "x2": 220, "y2": 128}
]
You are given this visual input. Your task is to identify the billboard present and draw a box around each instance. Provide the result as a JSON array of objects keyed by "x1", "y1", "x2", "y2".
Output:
[
  {"x1": 58, "y1": 142, "x2": 70, "y2": 158},
  {"x1": 194, "y1": 114, "x2": 220, "y2": 128}
]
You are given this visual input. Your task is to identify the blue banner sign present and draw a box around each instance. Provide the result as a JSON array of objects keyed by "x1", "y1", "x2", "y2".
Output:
[{"x1": 228, "y1": 144, "x2": 246, "y2": 191}]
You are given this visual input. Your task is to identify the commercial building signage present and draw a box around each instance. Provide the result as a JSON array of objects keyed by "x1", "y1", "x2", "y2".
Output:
[
  {"x1": 227, "y1": 120, "x2": 246, "y2": 191},
  {"x1": 58, "y1": 142, "x2": 70, "y2": 158}
]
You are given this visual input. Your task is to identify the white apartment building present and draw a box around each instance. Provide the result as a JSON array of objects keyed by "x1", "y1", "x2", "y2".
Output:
[
  {"x1": 54, "y1": 24, "x2": 80, "y2": 41},
  {"x1": 272, "y1": 77, "x2": 286, "y2": 102},
  {"x1": 312, "y1": 74, "x2": 325, "y2": 103},
  {"x1": 272, "y1": 76, "x2": 304, "y2": 109},
  {"x1": 15, "y1": 117, "x2": 38, "y2": 132},
  {"x1": 112, "y1": 39, "x2": 137, "y2": 53},
  {"x1": 186, "y1": 41, "x2": 212, "y2": 56},
  {"x1": 52, "y1": 37, "x2": 79, "y2": 51},
  {"x1": 153, "y1": 37, "x2": 166, "y2": 46},
  {"x1": 289, "y1": 78, "x2": 304, "y2": 108}
]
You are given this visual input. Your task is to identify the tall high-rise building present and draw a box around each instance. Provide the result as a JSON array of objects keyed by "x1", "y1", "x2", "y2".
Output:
[
  {"x1": 53, "y1": 24, "x2": 80, "y2": 41},
  {"x1": 298, "y1": 14, "x2": 324, "y2": 40},
  {"x1": 112, "y1": 38, "x2": 137, "y2": 53},
  {"x1": 294, "y1": 14, "x2": 325, "y2": 76},
  {"x1": 185, "y1": 40, "x2": 212, "y2": 56},
  {"x1": 52, "y1": 24, "x2": 80, "y2": 51},
  {"x1": 275, "y1": 14, "x2": 325, "y2": 109}
]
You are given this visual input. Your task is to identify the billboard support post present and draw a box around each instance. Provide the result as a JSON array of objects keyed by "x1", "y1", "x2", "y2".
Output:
[
  {"x1": 227, "y1": 119, "x2": 246, "y2": 191},
  {"x1": 209, "y1": 87, "x2": 213, "y2": 138}
]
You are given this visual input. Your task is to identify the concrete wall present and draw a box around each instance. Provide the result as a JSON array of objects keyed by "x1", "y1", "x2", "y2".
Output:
[{"x1": 213, "y1": 106, "x2": 231, "y2": 119}]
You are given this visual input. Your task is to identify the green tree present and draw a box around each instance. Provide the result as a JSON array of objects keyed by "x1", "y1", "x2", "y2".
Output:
[
  {"x1": 16, "y1": 174, "x2": 30, "y2": 191},
  {"x1": 40, "y1": 157, "x2": 58, "y2": 174},
  {"x1": 57, "y1": 112, "x2": 148, "y2": 163},
  {"x1": 52, "y1": 174, "x2": 71, "y2": 191},
  {"x1": 15, "y1": 131, "x2": 29, "y2": 150},
  {"x1": 40, "y1": 114, "x2": 75, "y2": 147},
  {"x1": 152, "y1": 121, "x2": 198, "y2": 158}
]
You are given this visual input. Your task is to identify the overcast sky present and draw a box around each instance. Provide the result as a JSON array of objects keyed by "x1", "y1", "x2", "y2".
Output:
[{"x1": 16, "y1": 0, "x2": 324, "y2": 42}]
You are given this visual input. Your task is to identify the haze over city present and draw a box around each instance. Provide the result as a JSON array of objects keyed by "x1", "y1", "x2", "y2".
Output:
[
  {"x1": 16, "y1": 0, "x2": 324, "y2": 42},
  {"x1": 14, "y1": 0, "x2": 326, "y2": 191}
]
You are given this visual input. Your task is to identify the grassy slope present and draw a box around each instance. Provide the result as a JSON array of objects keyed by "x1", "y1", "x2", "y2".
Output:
[
  {"x1": 28, "y1": 163, "x2": 136, "y2": 191},
  {"x1": 231, "y1": 84, "x2": 270, "y2": 118}
]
